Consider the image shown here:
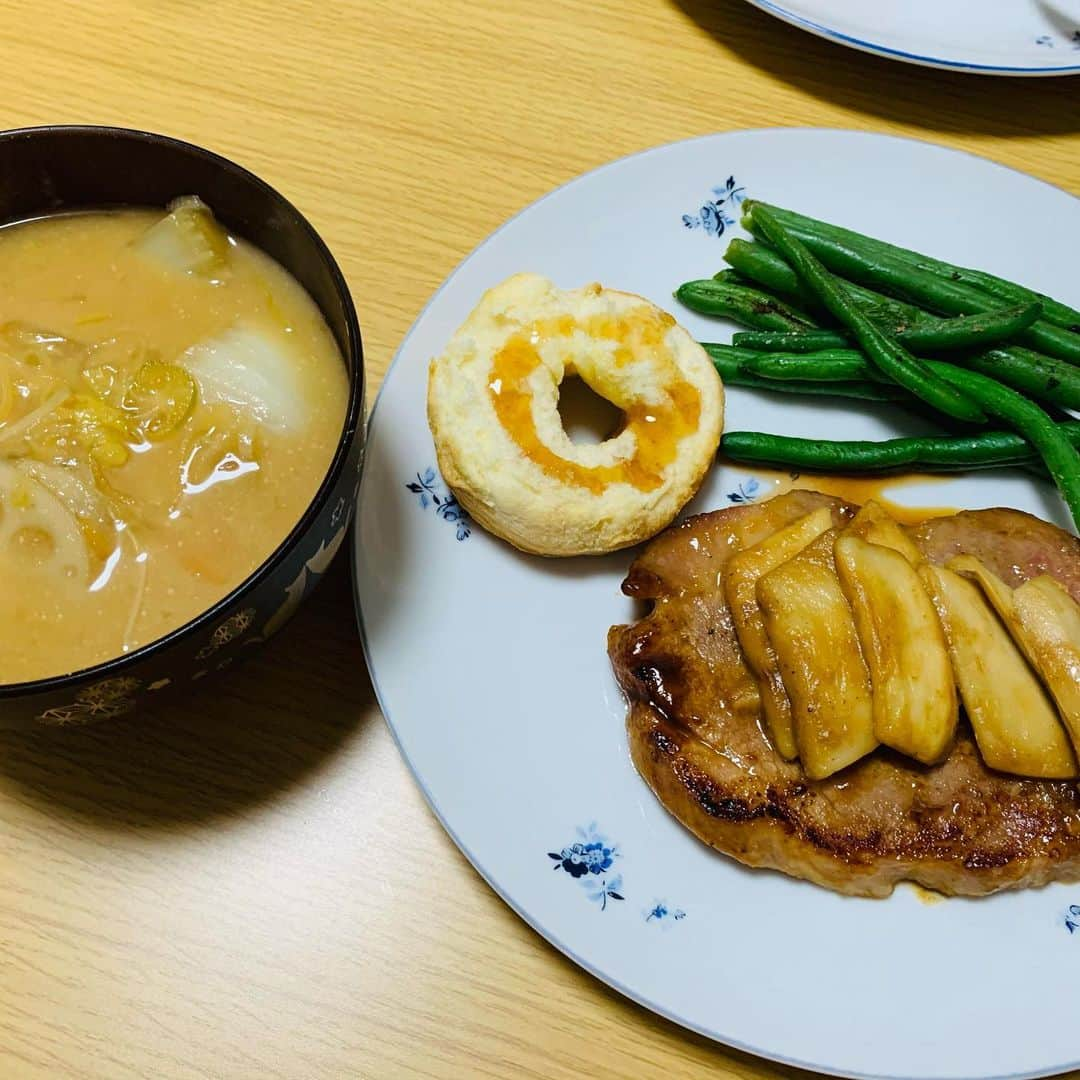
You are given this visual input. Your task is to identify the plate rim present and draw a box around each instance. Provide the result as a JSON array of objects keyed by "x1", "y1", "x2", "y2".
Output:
[
  {"x1": 353, "y1": 127, "x2": 1080, "y2": 1080},
  {"x1": 742, "y1": 0, "x2": 1080, "y2": 76}
]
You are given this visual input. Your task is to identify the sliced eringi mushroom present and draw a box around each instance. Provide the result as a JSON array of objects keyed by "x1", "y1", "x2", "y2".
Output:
[
  {"x1": 757, "y1": 528, "x2": 877, "y2": 780},
  {"x1": 724, "y1": 505, "x2": 834, "y2": 759},
  {"x1": 918, "y1": 563, "x2": 1077, "y2": 779},
  {"x1": 948, "y1": 555, "x2": 1080, "y2": 758},
  {"x1": 836, "y1": 534, "x2": 958, "y2": 764},
  {"x1": 842, "y1": 500, "x2": 924, "y2": 563}
]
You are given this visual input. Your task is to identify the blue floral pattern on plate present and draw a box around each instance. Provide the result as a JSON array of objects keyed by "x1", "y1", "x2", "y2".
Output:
[
  {"x1": 1035, "y1": 30, "x2": 1080, "y2": 48},
  {"x1": 586, "y1": 874, "x2": 625, "y2": 911},
  {"x1": 646, "y1": 902, "x2": 687, "y2": 924},
  {"x1": 406, "y1": 467, "x2": 471, "y2": 540},
  {"x1": 726, "y1": 476, "x2": 761, "y2": 504},
  {"x1": 682, "y1": 176, "x2": 746, "y2": 238},
  {"x1": 548, "y1": 823, "x2": 624, "y2": 910},
  {"x1": 1065, "y1": 905, "x2": 1080, "y2": 933}
]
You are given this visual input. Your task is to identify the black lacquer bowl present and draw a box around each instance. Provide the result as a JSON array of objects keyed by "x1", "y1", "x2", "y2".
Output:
[{"x1": 0, "y1": 126, "x2": 365, "y2": 729}]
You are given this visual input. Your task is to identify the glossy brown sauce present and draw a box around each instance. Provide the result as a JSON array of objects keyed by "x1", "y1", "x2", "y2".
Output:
[
  {"x1": 743, "y1": 466, "x2": 958, "y2": 525},
  {"x1": 488, "y1": 307, "x2": 700, "y2": 494}
]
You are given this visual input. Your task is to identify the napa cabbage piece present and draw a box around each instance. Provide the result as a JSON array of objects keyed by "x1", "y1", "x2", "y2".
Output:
[
  {"x1": 134, "y1": 196, "x2": 230, "y2": 276},
  {"x1": 0, "y1": 325, "x2": 147, "y2": 468},
  {"x1": 180, "y1": 325, "x2": 306, "y2": 433},
  {"x1": 28, "y1": 392, "x2": 131, "y2": 468},
  {"x1": 5, "y1": 358, "x2": 196, "y2": 470}
]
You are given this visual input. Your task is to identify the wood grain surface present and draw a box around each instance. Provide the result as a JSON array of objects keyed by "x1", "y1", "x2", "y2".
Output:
[{"x1": 0, "y1": 2, "x2": 1077, "y2": 1077}]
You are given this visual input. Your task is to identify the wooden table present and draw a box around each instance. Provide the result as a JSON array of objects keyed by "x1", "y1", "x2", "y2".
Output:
[{"x1": 1, "y1": 3, "x2": 1076, "y2": 1077}]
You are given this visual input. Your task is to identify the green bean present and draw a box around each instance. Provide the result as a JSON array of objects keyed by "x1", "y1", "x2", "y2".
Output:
[
  {"x1": 743, "y1": 202, "x2": 1080, "y2": 366},
  {"x1": 726, "y1": 246, "x2": 1062, "y2": 404},
  {"x1": 950, "y1": 346, "x2": 1080, "y2": 411},
  {"x1": 909, "y1": 302, "x2": 1045, "y2": 349},
  {"x1": 711, "y1": 268, "x2": 754, "y2": 286},
  {"x1": 927, "y1": 361, "x2": 1080, "y2": 530},
  {"x1": 720, "y1": 423, "x2": 1080, "y2": 475},
  {"x1": 745, "y1": 350, "x2": 879, "y2": 383},
  {"x1": 739, "y1": 201, "x2": 1080, "y2": 334},
  {"x1": 713, "y1": 235, "x2": 1073, "y2": 405},
  {"x1": 736, "y1": 343, "x2": 1080, "y2": 411},
  {"x1": 723, "y1": 239, "x2": 925, "y2": 327},
  {"x1": 748, "y1": 206, "x2": 986, "y2": 424},
  {"x1": 701, "y1": 343, "x2": 905, "y2": 402},
  {"x1": 674, "y1": 279, "x2": 816, "y2": 331},
  {"x1": 724, "y1": 238, "x2": 819, "y2": 308},
  {"x1": 733, "y1": 328, "x2": 850, "y2": 352},
  {"x1": 729, "y1": 276, "x2": 1071, "y2": 404},
  {"x1": 733, "y1": 302, "x2": 1042, "y2": 355},
  {"x1": 921, "y1": 267, "x2": 1080, "y2": 334},
  {"x1": 700, "y1": 343, "x2": 766, "y2": 365}
]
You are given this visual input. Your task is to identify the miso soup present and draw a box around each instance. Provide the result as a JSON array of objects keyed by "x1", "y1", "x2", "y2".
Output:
[{"x1": 0, "y1": 199, "x2": 348, "y2": 682}]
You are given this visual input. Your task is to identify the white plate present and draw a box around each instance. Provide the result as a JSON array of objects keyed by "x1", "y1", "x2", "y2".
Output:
[
  {"x1": 354, "y1": 130, "x2": 1080, "y2": 1080},
  {"x1": 743, "y1": 0, "x2": 1080, "y2": 75}
]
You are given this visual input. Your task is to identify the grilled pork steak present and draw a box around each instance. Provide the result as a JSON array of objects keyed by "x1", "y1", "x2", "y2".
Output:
[
  {"x1": 914, "y1": 509, "x2": 1080, "y2": 604},
  {"x1": 608, "y1": 494, "x2": 1080, "y2": 897}
]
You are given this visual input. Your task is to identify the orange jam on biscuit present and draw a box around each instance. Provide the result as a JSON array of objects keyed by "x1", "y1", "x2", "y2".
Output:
[{"x1": 487, "y1": 306, "x2": 701, "y2": 494}]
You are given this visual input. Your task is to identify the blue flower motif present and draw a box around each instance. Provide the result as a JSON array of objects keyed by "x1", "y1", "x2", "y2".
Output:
[
  {"x1": 548, "y1": 823, "x2": 624, "y2": 909},
  {"x1": 682, "y1": 176, "x2": 747, "y2": 239},
  {"x1": 1035, "y1": 29, "x2": 1080, "y2": 48},
  {"x1": 586, "y1": 874, "x2": 624, "y2": 911},
  {"x1": 726, "y1": 476, "x2": 761, "y2": 504},
  {"x1": 646, "y1": 902, "x2": 687, "y2": 924},
  {"x1": 406, "y1": 467, "x2": 472, "y2": 540},
  {"x1": 1065, "y1": 905, "x2": 1080, "y2": 933},
  {"x1": 700, "y1": 202, "x2": 723, "y2": 236},
  {"x1": 550, "y1": 839, "x2": 616, "y2": 878}
]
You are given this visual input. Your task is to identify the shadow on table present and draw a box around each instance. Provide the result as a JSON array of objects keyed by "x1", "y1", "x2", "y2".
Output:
[
  {"x1": 672, "y1": 0, "x2": 1080, "y2": 138},
  {"x1": 0, "y1": 553, "x2": 374, "y2": 830}
]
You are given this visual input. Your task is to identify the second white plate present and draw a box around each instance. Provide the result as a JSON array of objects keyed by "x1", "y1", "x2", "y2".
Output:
[{"x1": 743, "y1": 0, "x2": 1080, "y2": 75}]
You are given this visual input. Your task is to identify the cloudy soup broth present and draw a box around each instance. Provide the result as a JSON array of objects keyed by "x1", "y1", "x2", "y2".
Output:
[{"x1": 0, "y1": 200, "x2": 348, "y2": 682}]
